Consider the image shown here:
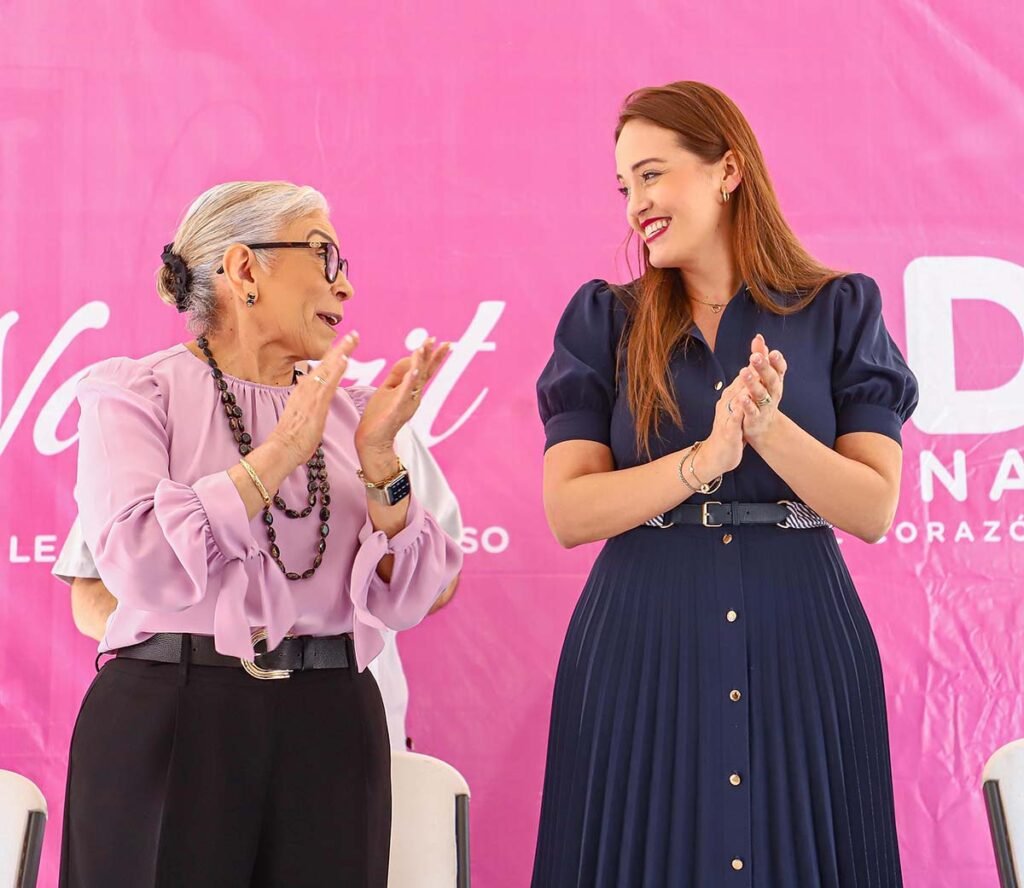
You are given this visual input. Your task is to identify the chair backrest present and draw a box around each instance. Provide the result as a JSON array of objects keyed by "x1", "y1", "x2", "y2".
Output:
[
  {"x1": 983, "y1": 739, "x2": 1024, "y2": 887},
  {"x1": 0, "y1": 770, "x2": 47, "y2": 888},
  {"x1": 389, "y1": 750, "x2": 470, "y2": 888}
]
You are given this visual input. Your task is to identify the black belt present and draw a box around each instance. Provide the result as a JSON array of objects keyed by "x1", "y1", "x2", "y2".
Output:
[
  {"x1": 650, "y1": 500, "x2": 826, "y2": 529},
  {"x1": 115, "y1": 632, "x2": 351, "y2": 679}
]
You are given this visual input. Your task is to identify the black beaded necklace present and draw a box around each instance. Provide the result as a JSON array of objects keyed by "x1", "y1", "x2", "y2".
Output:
[{"x1": 196, "y1": 336, "x2": 331, "y2": 581}]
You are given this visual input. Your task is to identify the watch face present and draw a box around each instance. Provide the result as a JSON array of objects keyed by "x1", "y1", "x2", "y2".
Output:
[{"x1": 385, "y1": 471, "x2": 412, "y2": 506}]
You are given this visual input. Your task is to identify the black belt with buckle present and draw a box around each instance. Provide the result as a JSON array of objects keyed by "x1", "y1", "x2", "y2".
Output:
[
  {"x1": 115, "y1": 631, "x2": 352, "y2": 679},
  {"x1": 647, "y1": 500, "x2": 829, "y2": 530}
]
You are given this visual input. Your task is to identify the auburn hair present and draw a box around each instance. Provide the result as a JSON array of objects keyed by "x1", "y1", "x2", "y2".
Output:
[{"x1": 614, "y1": 81, "x2": 845, "y2": 455}]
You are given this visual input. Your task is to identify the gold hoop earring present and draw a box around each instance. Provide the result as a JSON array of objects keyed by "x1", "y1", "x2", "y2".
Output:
[{"x1": 721, "y1": 186, "x2": 731, "y2": 203}]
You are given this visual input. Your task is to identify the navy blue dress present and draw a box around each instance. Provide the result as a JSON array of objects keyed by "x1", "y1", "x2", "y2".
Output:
[{"x1": 532, "y1": 275, "x2": 918, "y2": 887}]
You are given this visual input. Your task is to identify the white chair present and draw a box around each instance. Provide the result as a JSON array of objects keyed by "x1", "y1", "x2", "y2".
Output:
[
  {"x1": 983, "y1": 739, "x2": 1024, "y2": 887},
  {"x1": 389, "y1": 750, "x2": 470, "y2": 888},
  {"x1": 0, "y1": 770, "x2": 46, "y2": 888}
]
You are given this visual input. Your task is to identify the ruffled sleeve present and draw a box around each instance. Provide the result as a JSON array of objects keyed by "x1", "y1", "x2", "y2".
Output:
[
  {"x1": 75, "y1": 358, "x2": 296, "y2": 659},
  {"x1": 348, "y1": 496, "x2": 462, "y2": 669},
  {"x1": 831, "y1": 273, "x2": 919, "y2": 444},
  {"x1": 343, "y1": 386, "x2": 464, "y2": 670},
  {"x1": 536, "y1": 279, "x2": 622, "y2": 451}
]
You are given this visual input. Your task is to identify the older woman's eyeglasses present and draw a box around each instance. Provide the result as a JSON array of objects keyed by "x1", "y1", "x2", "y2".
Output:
[{"x1": 216, "y1": 241, "x2": 348, "y2": 283}]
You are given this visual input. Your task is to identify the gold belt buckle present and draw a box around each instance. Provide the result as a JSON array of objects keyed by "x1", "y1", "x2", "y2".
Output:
[
  {"x1": 701, "y1": 501, "x2": 724, "y2": 528},
  {"x1": 240, "y1": 628, "x2": 292, "y2": 680}
]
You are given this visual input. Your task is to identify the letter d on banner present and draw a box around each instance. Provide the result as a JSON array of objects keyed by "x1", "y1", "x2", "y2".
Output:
[{"x1": 905, "y1": 257, "x2": 1024, "y2": 434}]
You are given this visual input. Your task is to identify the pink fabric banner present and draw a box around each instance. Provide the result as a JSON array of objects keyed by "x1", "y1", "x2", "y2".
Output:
[{"x1": 1, "y1": 1, "x2": 1021, "y2": 884}]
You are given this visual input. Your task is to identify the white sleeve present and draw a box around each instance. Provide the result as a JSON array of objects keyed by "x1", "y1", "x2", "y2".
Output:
[
  {"x1": 394, "y1": 426, "x2": 463, "y2": 542},
  {"x1": 52, "y1": 516, "x2": 101, "y2": 585}
]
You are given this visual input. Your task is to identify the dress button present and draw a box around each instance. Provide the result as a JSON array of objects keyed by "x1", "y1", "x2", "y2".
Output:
[
  {"x1": 729, "y1": 772, "x2": 742, "y2": 786},
  {"x1": 729, "y1": 689, "x2": 742, "y2": 702},
  {"x1": 715, "y1": 380, "x2": 724, "y2": 391},
  {"x1": 726, "y1": 609, "x2": 738, "y2": 622},
  {"x1": 722, "y1": 533, "x2": 733, "y2": 544},
  {"x1": 732, "y1": 858, "x2": 744, "y2": 871}
]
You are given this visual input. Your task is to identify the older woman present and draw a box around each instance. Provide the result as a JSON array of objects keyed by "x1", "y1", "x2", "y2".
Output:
[{"x1": 59, "y1": 181, "x2": 462, "y2": 887}]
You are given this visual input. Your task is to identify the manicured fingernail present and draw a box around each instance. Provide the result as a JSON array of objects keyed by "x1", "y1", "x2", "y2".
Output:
[
  {"x1": 346, "y1": 330, "x2": 358, "y2": 341},
  {"x1": 412, "y1": 368, "x2": 421, "y2": 377},
  {"x1": 752, "y1": 354, "x2": 763, "y2": 365}
]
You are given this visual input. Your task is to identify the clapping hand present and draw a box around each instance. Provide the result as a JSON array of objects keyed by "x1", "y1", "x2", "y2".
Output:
[
  {"x1": 354, "y1": 337, "x2": 451, "y2": 457},
  {"x1": 732, "y1": 333, "x2": 787, "y2": 444}
]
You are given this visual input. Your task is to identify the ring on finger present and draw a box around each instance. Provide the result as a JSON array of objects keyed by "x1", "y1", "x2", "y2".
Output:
[
  {"x1": 411, "y1": 386, "x2": 423, "y2": 401},
  {"x1": 756, "y1": 393, "x2": 772, "y2": 407},
  {"x1": 726, "y1": 400, "x2": 734, "y2": 414},
  {"x1": 313, "y1": 375, "x2": 328, "y2": 386}
]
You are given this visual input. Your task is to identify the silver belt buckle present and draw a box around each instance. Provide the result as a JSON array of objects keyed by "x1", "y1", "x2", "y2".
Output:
[
  {"x1": 240, "y1": 628, "x2": 292, "y2": 680},
  {"x1": 775, "y1": 500, "x2": 793, "y2": 529},
  {"x1": 701, "y1": 501, "x2": 724, "y2": 528}
]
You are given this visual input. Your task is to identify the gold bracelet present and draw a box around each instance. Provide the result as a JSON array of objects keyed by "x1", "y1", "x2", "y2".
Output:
[
  {"x1": 239, "y1": 457, "x2": 271, "y2": 508},
  {"x1": 356, "y1": 457, "x2": 405, "y2": 488},
  {"x1": 678, "y1": 445, "x2": 705, "y2": 494},
  {"x1": 680, "y1": 440, "x2": 723, "y2": 495}
]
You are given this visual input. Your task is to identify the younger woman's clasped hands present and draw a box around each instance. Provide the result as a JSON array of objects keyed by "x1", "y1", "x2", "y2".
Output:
[
  {"x1": 728, "y1": 332, "x2": 788, "y2": 444},
  {"x1": 703, "y1": 332, "x2": 789, "y2": 479}
]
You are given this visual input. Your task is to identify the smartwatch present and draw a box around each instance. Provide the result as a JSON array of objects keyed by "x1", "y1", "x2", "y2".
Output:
[{"x1": 357, "y1": 459, "x2": 412, "y2": 507}]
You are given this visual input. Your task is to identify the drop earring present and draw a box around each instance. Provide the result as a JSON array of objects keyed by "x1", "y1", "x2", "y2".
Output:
[{"x1": 246, "y1": 293, "x2": 256, "y2": 307}]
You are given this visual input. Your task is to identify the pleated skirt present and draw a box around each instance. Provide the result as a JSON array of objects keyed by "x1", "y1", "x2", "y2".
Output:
[{"x1": 531, "y1": 524, "x2": 903, "y2": 888}]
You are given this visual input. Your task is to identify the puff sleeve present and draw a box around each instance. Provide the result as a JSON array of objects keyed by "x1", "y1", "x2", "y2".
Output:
[
  {"x1": 831, "y1": 273, "x2": 919, "y2": 444},
  {"x1": 537, "y1": 280, "x2": 623, "y2": 451}
]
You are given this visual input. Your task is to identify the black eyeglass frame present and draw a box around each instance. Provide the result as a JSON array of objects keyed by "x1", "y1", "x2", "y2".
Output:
[{"x1": 215, "y1": 241, "x2": 348, "y2": 283}]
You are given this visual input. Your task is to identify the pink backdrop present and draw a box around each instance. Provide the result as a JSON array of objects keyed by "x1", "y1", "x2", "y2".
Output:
[{"x1": 2, "y1": 2, "x2": 1023, "y2": 885}]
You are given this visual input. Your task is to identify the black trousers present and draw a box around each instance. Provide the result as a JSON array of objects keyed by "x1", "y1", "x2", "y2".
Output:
[{"x1": 59, "y1": 652, "x2": 391, "y2": 887}]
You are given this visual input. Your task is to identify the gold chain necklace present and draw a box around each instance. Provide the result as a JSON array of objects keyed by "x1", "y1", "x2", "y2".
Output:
[
  {"x1": 691, "y1": 284, "x2": 749, "y2": 314},
  {"x1": 691, "y1": 297, "x2": 726, "y2": 314}
]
